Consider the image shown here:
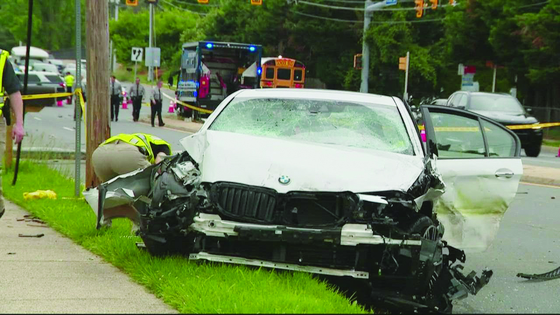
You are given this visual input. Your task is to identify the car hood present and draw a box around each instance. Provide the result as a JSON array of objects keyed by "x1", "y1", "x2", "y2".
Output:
[
  {"x1": 469, "y1": 110, "x2": 538, "y2": 125},
  {"x1": 183, "y1": 130, "x2": 425, "y2": 194}
]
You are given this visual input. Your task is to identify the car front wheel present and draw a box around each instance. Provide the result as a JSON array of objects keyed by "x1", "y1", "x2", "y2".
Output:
[{"x1": 525, "y1": 144, "x2": 541, "y2": 157}]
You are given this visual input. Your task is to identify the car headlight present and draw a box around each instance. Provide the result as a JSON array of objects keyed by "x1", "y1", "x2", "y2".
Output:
[{"x1": 531, "y1": 123, "x2": 542, "y2": 130}]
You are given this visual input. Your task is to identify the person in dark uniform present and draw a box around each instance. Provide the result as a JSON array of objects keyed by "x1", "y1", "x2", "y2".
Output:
[
  {"x1": 150, "y1": 80, "x2": 165, "y2": 127},
  {"x1": 110, "y1": 75, "x2": 122, "y2": 122},
  {"x1": 0, "y1": 49, "x2": 26, "y2": 219},
  {"x1": 128, "y1": 77, "x2": 145, "y2": 122}
]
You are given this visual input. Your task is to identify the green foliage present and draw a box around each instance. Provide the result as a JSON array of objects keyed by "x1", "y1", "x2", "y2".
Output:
[
  {"x1": 110, "y1": 7, "x2": 201, "y2": 68},
  {"x1": 2, "y1": 161, "x2": 369, "y2": 314}
]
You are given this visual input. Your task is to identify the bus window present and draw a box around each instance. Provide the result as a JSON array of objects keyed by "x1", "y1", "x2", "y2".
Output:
[
  {"x1": 277, "y1": 68, "x2": 291, "y2": 80},
  {"x1": 294, "y1": 69, "x2": 303, "y2": 81},
  {"x1": 265, "y1": 67, "x2": 275, "y2": 79}
]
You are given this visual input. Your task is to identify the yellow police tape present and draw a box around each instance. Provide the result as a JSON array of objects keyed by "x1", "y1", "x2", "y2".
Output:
[
  {"x1": 418, "y1": 122, "x2": 560, "y2": 131},
  {"x1": 161, "y1": 92, "x2": 214, "y2": 114},
  {"x1": 10, "y1": 91, "x2": 560, "y2": 131}
]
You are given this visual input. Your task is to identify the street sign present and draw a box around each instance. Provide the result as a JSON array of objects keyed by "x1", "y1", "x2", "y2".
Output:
[
  {"x1": 125, "y1": 0, "x2": 138, "y2": 6},
  {"x1": 131, "y1": 47, "x2": 143, "y2": 62},
  {"x1": 385, "y1": 0, "x2": 397, "y2": 5},
  {"x1": 145, "y1": 47, "x2": 161, "y2": 67},
  {"x1": 399, "y1": 56, "x2": 407, "y2": 70}
]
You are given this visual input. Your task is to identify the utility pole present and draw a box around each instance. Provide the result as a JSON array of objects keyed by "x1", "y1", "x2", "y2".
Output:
[
  {"x1": 109, "y1": 0, "x2": 119, "y2": 74},
  {"x1": 86, "y1": 0, "x2": 111, "y2": 188},
  {"x1": 404, "y1": 51, "x2": 410, "y2": 101},
  {"x1": 360, "y1": 0, "x2": 393, "y2": 93},
  {"x1": 74, "y1": 0, "x2": 82, "y2": 196},
  {"x1": 148, "y1": 3, "x2": 154, "y2": 81}
]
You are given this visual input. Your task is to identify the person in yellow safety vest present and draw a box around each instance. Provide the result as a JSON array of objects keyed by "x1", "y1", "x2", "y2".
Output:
[
  {"x1": 64, "y1": 71, "x2": 75, "y2": 104},
  {"x1": 91, "y1": 133, "x2": 172, "y2": 183},
  {"x1": 0, "y1": 49, "x2": 26, "y2": 219}
]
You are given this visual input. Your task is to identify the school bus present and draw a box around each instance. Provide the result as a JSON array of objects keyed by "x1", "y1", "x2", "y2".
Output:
[{"x1": 241, "y1": 56, "x2": 305, "y2": 89}]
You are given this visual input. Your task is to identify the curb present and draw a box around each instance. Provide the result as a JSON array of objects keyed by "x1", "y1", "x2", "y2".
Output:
[
  {"x1": 138, "y1": 117, "x2": 202, "y2": 134},
  {"x1": 521, "y1": 175, "x2": 560, "y2": 187}
]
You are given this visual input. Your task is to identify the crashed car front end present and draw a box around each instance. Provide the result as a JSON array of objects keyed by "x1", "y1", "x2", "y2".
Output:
[{"x1": 84, "y1": 150, "x2": 491, "y2": 313}]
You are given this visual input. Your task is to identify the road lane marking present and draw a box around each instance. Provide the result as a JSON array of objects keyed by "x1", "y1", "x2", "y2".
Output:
[
  {"x1": 520, "y1": 182, "x2": 560, "y2": 189},
  {"x1": 63, "y1": 127, "x2": 74, "y2": 132}
]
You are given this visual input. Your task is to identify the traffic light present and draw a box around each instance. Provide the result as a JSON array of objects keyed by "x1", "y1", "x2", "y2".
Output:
[
  {"x1": 399, "y1": 56, "x2": 407, "y2": 71},
  {"x1": 429, "y1": 0, "x2": 438, "y2": 9},
  {"x1": 415, "y1": 0, "x2": 424, "y2": 18},
  {"x1": 354, "y1": 54, "x2": 362, "y2": 70},
  {"x1": 197, "y1": 0, "x2": 209, "y2": 3},
  {"x1": 251, "y1": 0, "x2": 262, "y2": 5},
  {"x1": 126, "y1": 0, "x2": 138, "y2": 6}
]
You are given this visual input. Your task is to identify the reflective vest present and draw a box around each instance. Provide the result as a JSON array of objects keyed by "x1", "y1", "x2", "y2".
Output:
[
  {"x1": 64, "y1": 74, "x2": 75, "y2": 87},
  {"x1": 100, "y1": 133, "x2": 172, "y2": 164},
  {"x1": 0, "y1": 49, "x2": 9, "y2": 116}
]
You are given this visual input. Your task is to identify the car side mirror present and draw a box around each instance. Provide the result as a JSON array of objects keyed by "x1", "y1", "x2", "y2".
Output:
[{"x1": 526, "y1": 108, "x2": 533, "y2": 114}]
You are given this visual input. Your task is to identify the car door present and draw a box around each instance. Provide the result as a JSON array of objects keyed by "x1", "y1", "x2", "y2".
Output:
[{"x1": 421, "y1": 105, "x2": 522, "y2": 253}]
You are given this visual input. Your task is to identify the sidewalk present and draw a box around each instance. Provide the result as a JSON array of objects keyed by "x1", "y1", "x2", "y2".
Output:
[
  {"x1": 522, "y1": 163, "x2": 560, "y2": 186},
  {"x1": 139, "y1": 113, "x2": 203, "y2": 134},
  {"x1": 0, "y1": 200, "x2": 177, "y2": 314}
]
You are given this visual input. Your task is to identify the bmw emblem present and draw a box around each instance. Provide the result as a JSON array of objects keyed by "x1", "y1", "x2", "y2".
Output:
[{"x1": 278, "y1": 175, "x2": 291, "y2": 185}]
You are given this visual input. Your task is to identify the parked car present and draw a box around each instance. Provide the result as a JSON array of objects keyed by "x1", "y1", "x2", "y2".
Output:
[
  {"x1": 84, "y1": 88, "x2": 524, "y2": 313},
  {"x1": 15, "y1": 71, "x2": 66, "y2": 107},
  {"x1": 47, "y1": 59, "x2": 65, "y2": 74},
  {"x1": 446, "y1": 91, "x2": 543, "y2": 157},
  {"x1": 32, "y1": 62, "x2": 60, "y2": 74}
]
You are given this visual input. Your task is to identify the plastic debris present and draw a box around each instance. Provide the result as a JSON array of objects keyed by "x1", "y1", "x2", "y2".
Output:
[
  {"x1": 517, "y1": 266, "x2": 560, "y2": 280},
  {"x1": 23, "y1": 190, "x2": 57, "y2": 200}
]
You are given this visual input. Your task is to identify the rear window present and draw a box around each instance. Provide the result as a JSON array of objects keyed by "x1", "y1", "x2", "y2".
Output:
[
  {"x1": 265, "y1": 68, "x2": 274, "y2": 79},
  {"x1": 277, "y1": 68, "x2": 291, "y2": 80},
  {"x1": 45, "y1": 75, "x2": 63, "y2": 83},
  {"x1": 294, "y1": 69, "x2": 303, "y2": 81},
  {"x1": 17, "y1": 74, "x2": 40, "y2": 83}
]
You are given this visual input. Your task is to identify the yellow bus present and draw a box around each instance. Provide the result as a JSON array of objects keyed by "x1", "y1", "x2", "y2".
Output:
[{"x1": 260, "y1": 57, "x2": 305, "y2": 88}]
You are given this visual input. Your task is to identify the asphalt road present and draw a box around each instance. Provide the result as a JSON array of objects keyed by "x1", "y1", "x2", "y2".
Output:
[
  {"x1": 522, "y1": 148, "x2": 560, "y2": 168},
  {"x1": 453, "y1": 182, "x2": 560, "y2": 314},
  {"x1": 22, "y1": 83, "x2": 190, "y2": 154}
]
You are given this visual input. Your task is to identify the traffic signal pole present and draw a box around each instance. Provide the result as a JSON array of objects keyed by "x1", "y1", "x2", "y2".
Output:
[{"x1": 360, "y1": 0, "x2": 390, "y2": 93}]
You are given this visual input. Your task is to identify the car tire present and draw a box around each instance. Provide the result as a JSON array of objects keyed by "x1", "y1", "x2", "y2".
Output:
[
  {"x1": 407, "y1": 216, "x2": 439, "y2": 241},
  {"x1": 525, "y1": 144, "x2": 541, "y2": 157}
]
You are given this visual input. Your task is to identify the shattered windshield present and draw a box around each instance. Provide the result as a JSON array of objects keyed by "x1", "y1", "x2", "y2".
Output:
[{"x1": 209, "y1": 97, "x2": 414, "y2": 155}]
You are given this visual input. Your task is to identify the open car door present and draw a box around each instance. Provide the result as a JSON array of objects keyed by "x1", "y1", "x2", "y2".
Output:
[{"x1": 421, "y1": 105, "x2": 522, "y2": 252}]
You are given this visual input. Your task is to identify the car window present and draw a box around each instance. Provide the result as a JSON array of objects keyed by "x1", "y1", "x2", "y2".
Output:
[
  {"x1": 457, "y1": 94, "x2": 468, "y2": 107},
  {"x1": 430, "y1": 112, "x2": 486, "y2": 158},
  {"x1": 17, "y1": 74, "x2": 40, "y2": 83},
  {"x1": 265, "y1": 68, "x2": 274, "y2": 79},
  {"x1": 449, "y1": 94, "x2": 462, "y2": 107},
  {"x1": 481, "y1": 120, "x2": 517, "y2": 157},
  {"x1": 469, "y1": 95, "x2": 524, "y2": 114},
  {"x1": 45, "y1": 75, "x2": 63, "y2": 84},
  {"x1": 210, "y1": 97, "x2": 414, "y2": 155}
]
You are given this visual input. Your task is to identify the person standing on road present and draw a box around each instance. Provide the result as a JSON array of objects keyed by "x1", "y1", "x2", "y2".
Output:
[
  {"x1": 129, "y1": 77, "x2": 145, "y2": 122},
  {"x1": 64, "y1": 71, "x2": 74, "y2": 104},
  {"x1": 150, "y1": 80, "x2": 165, "y2": 127},
  {"x1": 110, "y1": 75, "x2": 122, "y2": 122},
  {"x1": 0, "y1": 49, "x2": 26, "y2": 219}
]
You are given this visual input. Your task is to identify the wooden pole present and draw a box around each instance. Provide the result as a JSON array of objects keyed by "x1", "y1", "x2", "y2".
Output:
[{"x1": 85, "y1": 0, "x2": 111, "y2": 188}]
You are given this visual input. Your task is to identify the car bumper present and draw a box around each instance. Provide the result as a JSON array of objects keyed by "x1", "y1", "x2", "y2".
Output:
[{"x1": 512, "y1": 128, "x2": 543, "y2": 148}]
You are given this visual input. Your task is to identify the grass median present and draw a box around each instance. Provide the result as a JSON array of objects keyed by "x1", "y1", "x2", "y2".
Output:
[{"x1": 2, "y1": 160, "x2": 368, "y2": 314}]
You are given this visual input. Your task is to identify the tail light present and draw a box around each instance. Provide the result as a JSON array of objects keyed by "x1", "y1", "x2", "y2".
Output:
[
  {"x1": 264, "y1": 81, "x2": 273, "y2": 87},
  {"x1": 59, "y1": 83, "x2": 66, "y2": 87},
  {"x1": 295, "y1": 83, "x2": 303, "y2": 88}
]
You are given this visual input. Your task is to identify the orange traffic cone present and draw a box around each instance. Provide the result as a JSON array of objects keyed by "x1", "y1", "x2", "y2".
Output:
[
  {"x1": 557, "y1": 146, "x2": 560, "y2": 157},
  {"x1": 57, "y1": 100, "x2": 63, "y2": 107},
  {"x1": 168, "y1": 100, "x2": 175, "y2": 113},
  {"x1": 122, "y1": 100, "x2": 128, "y2": 109}
]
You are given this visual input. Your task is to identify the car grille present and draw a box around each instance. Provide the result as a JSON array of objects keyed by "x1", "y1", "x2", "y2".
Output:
[
  {"x1": 208, "y1": 182, "x2": 359, "y2": 227},
  {"x1": 210, "y1": 182, "x2": 278, "y2": 222}
]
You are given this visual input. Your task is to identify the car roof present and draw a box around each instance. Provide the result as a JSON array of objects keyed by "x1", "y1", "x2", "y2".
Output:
[{"x1": 233, "y1": 88, "x2": 398, "y2": 106}]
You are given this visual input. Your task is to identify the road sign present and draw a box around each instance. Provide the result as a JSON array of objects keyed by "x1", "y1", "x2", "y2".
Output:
[
  {"x1": 399, "y1": 56, "x2": 407, "y2": 70},
  {"x1": 385, "y1": 0, "x2": 397, "y2": 5},
  {"x1": 145, "y1": 47, "x2": 161, "y2": 67},
  {"x1": 131, "y1": 47, "x2": 143, "y2": 62},
  {"x1": 125, "y1": 0, "x2": 138, "y2": 6}
]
